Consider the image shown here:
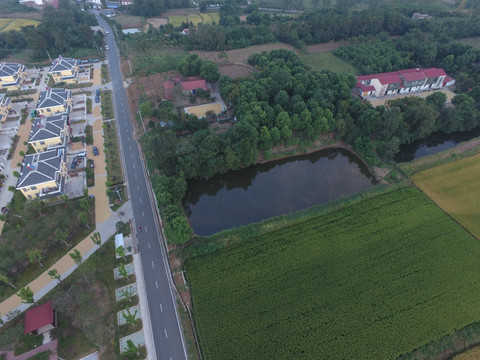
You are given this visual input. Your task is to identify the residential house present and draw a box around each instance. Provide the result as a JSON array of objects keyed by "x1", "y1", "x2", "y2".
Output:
[
  {"x1": 356, "y1": 68, "x2": 452, "y2": 98},
  {"x1": 0, "y1": 62, "x2": 27, "y2": 90},
  {"x1": 49, "y1": 56, "x2": 79, "y2": 84},
  {"x1": 24, "y1": 301, "x2": 57, "y2": 335},
  {"x1": 178, "y1": 76, "x2": 207, "y2": 94},
  {"x1": 103, "y1": 9, "x2": 116, "y2": 17},
  {"x1": 106, "y1": 1, "x2": 120, "y2": 8},
  {"x1": 412, "y1": 12, "x2": 433, "y2": 20},
  {"x1": 121, "y1": 0, "x2": 133, "y2": 4},
  {"x1": 28, "y1": 113, "x2": 70, "y2": 152},
  {"x1": 36, "y1": 88, "x2": 72, "y2": 116},
  {"x1": 16, "y1": 147, "x2": 68, "y2": 199},
  {"x1": 0, "y1": 93, "x2": 12, "y2": 124}
]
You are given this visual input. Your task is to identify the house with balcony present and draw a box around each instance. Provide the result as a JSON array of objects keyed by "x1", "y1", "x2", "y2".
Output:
[
  {"x1": 28, "y1": 113, "x2": 70, "y2": 152},
  {"x1": 49, "y1": 56, "x2": 79, "y2": 84},
  {"x1": 16, "y1": 147, "x2": 68, "y2": 199},
  {"x1": 0, "y1": 62, "x2": 27, "y2": 90},
  {"x1": 356, "y1": 68, "x2": 453, "y2": 98},
  {"x1": 36, "y1": 88, "x2": 72, "y2": 116},
  {"x1": 0, "y1": 93, "x2": 12, "y2": 124}
]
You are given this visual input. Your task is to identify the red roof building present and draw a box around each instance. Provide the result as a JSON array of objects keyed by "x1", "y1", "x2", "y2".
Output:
[
  {"x1": 180, "y1": 79, "x2": 207, "y2": 92},
  {"x1": 356, "y1": 68, "x2": 452, "y2": 98},
  {"x1": 24, "y1": 301, "x2": 57, "y2": 335}
]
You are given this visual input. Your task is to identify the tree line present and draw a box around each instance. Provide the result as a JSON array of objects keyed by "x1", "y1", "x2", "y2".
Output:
[{"x1": 0, "y1": 0, "x2": 101, "y2": 61}]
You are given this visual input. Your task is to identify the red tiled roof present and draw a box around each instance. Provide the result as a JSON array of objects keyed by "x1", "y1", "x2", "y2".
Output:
[
  {"x1": 24, "y1": 301, "x2": 54, "y2": 334},
  {"x1": 423, "y1": 68, "x2": 446, "y2": 78},
  {"x1": 356, "y1": 82, "x2": 375, "y2": 92},
  {"x1": 401, "y1": 71, "x2": 426, "y2": 81},
  {"x1": 181, "y1": 80, "x2": 207, "y2": 91},
  {"x1": 378, "y1": 75, "x2": 402, "y2": 85}
]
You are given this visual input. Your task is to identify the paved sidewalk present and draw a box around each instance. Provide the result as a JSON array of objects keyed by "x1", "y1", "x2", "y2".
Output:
[{"x1": 0, "y1": 339, "x2": 57, "y2": 360}]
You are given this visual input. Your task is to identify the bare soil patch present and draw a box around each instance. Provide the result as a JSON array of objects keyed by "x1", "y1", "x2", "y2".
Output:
[
  {"x1": 115, "y1": 15, "x2": 144, "y2": 29},
  {"x1": 193, "y1": 42, "x2": 297, "y2": 64},
  {"x1": 126, "y1": 73, "x2": 165, "y2": 115},
  {"x1": 219, "y1": 63, "x2": 255, "y2": 78},
  {"x1": 146, "y1": 17, "x2": 168, "y2": 28}
]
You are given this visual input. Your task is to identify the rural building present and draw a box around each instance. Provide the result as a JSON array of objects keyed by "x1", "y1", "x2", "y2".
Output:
[
  {"x1": 412, "y1": 12, "x2": 433, "y2": 20},
  {"x1": 0, "y1": 62, "x2": 27, "y2": 90},
  {"x1": 121, "y1": 0, "x2": 132, "y2": 5},
  {"x1": 24, "y1": 301, "x2": 57, "y2": 335},
  {"x1": 0, "y1": 93, "x2": 12, "y2": 124},
  {"x1": 356, "y1": 68, "x2": 454, "y2": 98},
  {"x1": 36, "y1": 88, "x2": 72, "y2": 116},
  {"x1": 49, "y1": 56, "x2": 79, "y2": 84},
  {"x1": 103, "y1": 8, "x2": 116, "y2": 17},
  {"x1": 28, "y1": 113, "x2": 70, "y2": 152},
  {"x1": 106, "y1": 1, "x2": 120, "y2": 8},
  {"x1": 16, "y1": 147, "x2": 68, "y2": 199},
  {"x1": 180, "y1": 78, "x2": 207, "y2": 93}
]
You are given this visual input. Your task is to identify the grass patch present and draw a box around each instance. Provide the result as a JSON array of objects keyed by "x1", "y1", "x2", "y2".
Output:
[
  {"x1": 85, "y1": 124, "x2": 93, "y2": 145},
  {"x1": 30, "y1": 351, "x2": 50, "y2": 360},
  {"x1": 0, "y1": 192, "x2": 95, "y2": 302},
  {"x1": 67, "y1": 47, "x2": 101, "y2": 60},
  {"x1": 168, "y1": 15, "x2": 187, "y2": 27},
  {"x1": 186, "y1": 187, "x2": 480, "y2": 360},
  {"x1": 412, "y1": 153, "x2": 480, "y2": 239},
  {"x1": 0, "y1": 18, "x2": 39, "y2": 32},
  {"x1": 200, "y1": 12, "x2": 219, "y2": 24},
  {"x1": 101, "y1": 63, "x2": 110, "y2": 84},
  {"x1": 101, "y1": 90, "x2": 114, "y2": 119},
  {"x1": 103, "y1": 121, "x2": 123, "y2": 186},
  {"x1": 86, "y1": 98, "x2": 92, "y2": 114},
  {"x1": 300, "y1": 51, "x2": 358, "y2": 74},
  {"x1": 14, "y1": 333, "x2": 43, "y2": 355},
  {"x1": 107, "y1": 184, "x2": 127, "y2": 211}
]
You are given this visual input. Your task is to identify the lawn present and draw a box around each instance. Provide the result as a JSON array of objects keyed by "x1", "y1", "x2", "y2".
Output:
[
  {"x1": 0, "y1": 18, "x2": 39, "y2": 32},
  {"x1": 300, "y1": 51, "x2": 358, "y2": 74},
  {"x1": 103, "y1": 120, "x2": 124, "y2": 186},
  {"x1": 186, "y1": 187, "x2": 480, "y2": 360},
  {"x1": 412, "y1": 153, "x2": 480, "y2": 238}
]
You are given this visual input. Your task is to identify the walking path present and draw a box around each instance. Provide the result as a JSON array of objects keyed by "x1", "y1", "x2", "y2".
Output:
[{"x1": 0, "y1": 339, "x2": 57, "y2": 360}]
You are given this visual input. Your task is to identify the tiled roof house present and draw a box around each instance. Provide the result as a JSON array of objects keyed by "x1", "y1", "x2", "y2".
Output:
[{"x1": 28, "y1": 113, "x2": 70, "y2": 152}]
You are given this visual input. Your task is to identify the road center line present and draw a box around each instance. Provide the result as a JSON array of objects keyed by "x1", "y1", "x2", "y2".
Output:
[
  {"x1": 134, "y1": 174, "x2": 137, "y2": 179},
  {"x1": 151, "y1": 261, "x2": 155, "y2": 269},
  {"x1": 137, "y1": 185, "x2": 139, "y2": 191},
  {"x1": 160, "y1": 303, "x2": 163, "y2": 312},
  {"x1": 148, "y1": 242, "x2": 151, "y2": 249},
  {"x1": 144, "y1": 226, "x2": 148, "y2": 233},
  {"x1": 133, "y1": 164, "x2": 135, "y2": 169},
  {"x1": 142, "y1": 211, "x2": 145, "y2": 217},
  {"x1": 156, "y1": 281, "x2": 158, "y2": 290},
  {"x1": 139, "y1": 197, "x2": 142, "y2": 204},
  {"x1": 164, "y1": 329, "x2": 168, "y2": 339}
]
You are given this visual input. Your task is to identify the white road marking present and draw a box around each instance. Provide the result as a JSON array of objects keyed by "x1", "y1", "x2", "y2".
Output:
[
  {"x1": 133, "y1": 164, "x2": 135, "y2": 169},
  {"x1": 142, "y1": 211, "x2": 145, "y2": 218},
  {"x1": 160, "y1": 303, "x2": 163, "y2": 312},
  {"x1": 137, "y1": 185, "x2": 139, "y2": 191},
  {"x1": 164, "y1": 329, "x2": 168, "y2": 339},
  {"x1": 139, "y1": 197, "x2": 142, "y2": 204},
  {"x1": 151, "y1": 261, "x2": 155, "y2": 268},
  {"x1": 134, "y1": 174, "x2": 137, "y2": 179},
  {"x1": 148, "y1": 242, "x2": 151, "y2": 249},
  {"x1": 156, "y1": 281, "x2": 158, "y2": 290},
  {"x1": 145, "y1": 226, "x2": 148, "y2": 233}
]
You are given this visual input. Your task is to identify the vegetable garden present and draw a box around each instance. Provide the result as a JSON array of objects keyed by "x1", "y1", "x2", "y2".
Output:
[{"x1": 186, "y1": 188, "x2": 480, "y2": 360}]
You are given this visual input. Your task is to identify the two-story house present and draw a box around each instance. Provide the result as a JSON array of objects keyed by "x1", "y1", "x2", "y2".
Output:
[
  {"x1": 28, "y1": 113, "x2": 70, "y2": 152},
  {"x1": 16, "y1": 147, "x2": 68, "y2": 199},
  {"x1": 0, "y1": 62, "x2": 27, "y2": 91},
  {"x1": 356, "y1": 68, "x2": 453, "y2": 98},
  {"x1": 0, "y1": 93, "x2": 12, "y2": 124},
  {"x1": 36, "y1": 88, "x2": 72, "y2": 116},
  {"x1": 49, "y1": 56, "x2": 79, "y2": 84}
]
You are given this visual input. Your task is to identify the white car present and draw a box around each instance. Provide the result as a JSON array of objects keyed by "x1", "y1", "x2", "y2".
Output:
[
  {"x1": 105, "y1": 45, "x2": 109, "y2": 50},
  {"x1": 105, "y1": 31, "x2": 109, "y2": 35}
]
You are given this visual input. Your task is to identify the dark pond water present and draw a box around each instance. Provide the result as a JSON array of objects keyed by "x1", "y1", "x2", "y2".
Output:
[
  {"x1": 394, "y1": 127, "x2": 480, "y2": 163},
  {"x1": 183, "y1": 148, "x2": 377, "y2": 236}
]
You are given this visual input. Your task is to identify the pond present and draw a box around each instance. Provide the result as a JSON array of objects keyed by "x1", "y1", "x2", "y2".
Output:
[
  {"x1": 394, "y1": 127, "x2": 480, "y2": 163},
  {"x1": 183, "y1": 148, "x2": 378, "y2": 236}
]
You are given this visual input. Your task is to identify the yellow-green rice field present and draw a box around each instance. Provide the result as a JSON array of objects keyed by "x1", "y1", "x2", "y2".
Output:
[{"x1": 0, "y1": 18, "x2": 40, "y2": 32}]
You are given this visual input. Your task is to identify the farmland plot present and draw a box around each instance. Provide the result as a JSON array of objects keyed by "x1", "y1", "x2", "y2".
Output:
[
  {"x1": 412, "y1": 153, "x2": 480, "y2": 238},
  {"x1": 186, "y1": 188, "x2": 480, "y2": 360}
]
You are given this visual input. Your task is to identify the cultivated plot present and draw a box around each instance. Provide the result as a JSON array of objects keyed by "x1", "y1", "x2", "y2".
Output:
[
  {"x1": 187, "y1": 188, "x2": 480, "y2": 360},
  {"x1": 412, "y1": 153, "x2": 480, "y2": 238}
]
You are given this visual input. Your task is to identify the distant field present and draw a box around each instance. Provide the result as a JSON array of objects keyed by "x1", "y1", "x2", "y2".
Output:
[
  {"x1": 114, "y1": 15, "x2": 144, "y2": 29},
  {"x1": 300, "y1": 51, "x2": 357, "y2": 74},
  {"x1": 186, "y1": 188, "x2": 480, "y2": 360},
  {"x1": 0, "y1": 18, "x2": 39, "y2": 32},
  {"x1": 457, "y1": 36, "x2": 480, "y2": 48},
  {"x1": 412, "y1": 153, "x2": 480, "y2": 238},
  {"x1": 455, "y1": 346, "x2": 480, "y2": 360},
  {"x1": 168, "y1": 13, "x2": 219, "y2": 27}
]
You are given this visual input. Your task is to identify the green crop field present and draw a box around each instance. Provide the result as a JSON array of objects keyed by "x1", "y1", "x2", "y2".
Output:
[
  {"x1": 168, "y1": 15, "x2": 187, "y2": 27},
  {"x1": 412, "y1": 153, "x2": 480, "y2": 239},
  {"x1": 300, "y1": 51, "x2": 358, "y2": 74},
  {"x1": 200, "y1": 12, "x2": 219, "y2": 24},
  {"x1": 186, "y1": 188, "x2": 480, "y2": 360},
  {"x1": 0, "y1": 18, "x2": 39, "y2": 33},
  {"x1": 187, "y1": 14, "x2": 203, "y2": 26}
]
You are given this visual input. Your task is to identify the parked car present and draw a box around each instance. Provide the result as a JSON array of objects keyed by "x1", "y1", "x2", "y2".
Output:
[
  {"x1": 92, "y1": 146, "x2": 99, "y2": 156},
  {"x1": 95, "y1": 95, "x2": 100, "y2": 103},
  {"x1": 105, "y1": 45, "x2": 109, "y2": 50},
  {"x1": 96, "y1": 88, "x2": 101, "y2": 96}
]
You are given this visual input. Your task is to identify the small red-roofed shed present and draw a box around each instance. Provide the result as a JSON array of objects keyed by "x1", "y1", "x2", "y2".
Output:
[
  {"x1": 24, "y1": 301, "x2": 57, "y2": 335},
  {"x1": 180, "y1": 79, "x2": 207, "y2": 92}
]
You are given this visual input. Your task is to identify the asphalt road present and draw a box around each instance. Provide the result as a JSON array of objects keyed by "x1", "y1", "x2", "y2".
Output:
[{"x1": 94, "y1": 13, "x2": 187, "y2": 360}]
